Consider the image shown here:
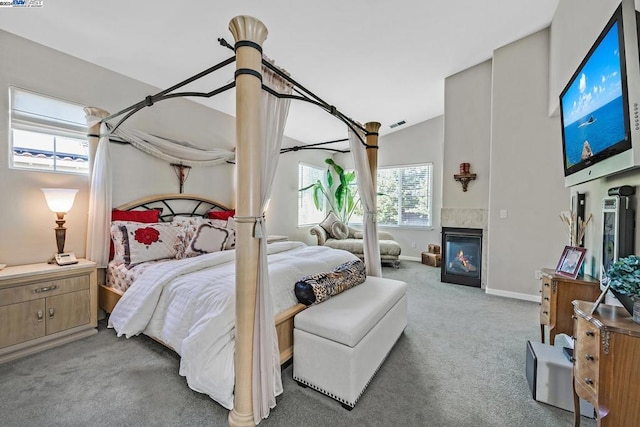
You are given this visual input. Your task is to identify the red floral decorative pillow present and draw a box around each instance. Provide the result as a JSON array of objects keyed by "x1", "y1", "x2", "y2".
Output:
[
  {"x1": 207, "y1": 209, "x2": 235, "y2": 220},
  {"x1": 109, "y1": 209, "x2": 160, "y2": 260},
  {"x1": 119, "y1": 223, "x2": 180, "y2": 268}
]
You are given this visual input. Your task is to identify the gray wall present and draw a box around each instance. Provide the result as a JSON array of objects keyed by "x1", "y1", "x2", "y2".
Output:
[
  {"x1": 443, "y1": 60, "x2": 492, "y2": 208},
  {"x1": 487, "y1": 28, "x2": 569, "y2": 298}
]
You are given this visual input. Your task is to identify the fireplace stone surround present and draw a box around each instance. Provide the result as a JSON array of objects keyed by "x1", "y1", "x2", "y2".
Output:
[{"x1": 440, "y1": 208, "x2": 488, "y2": 288}]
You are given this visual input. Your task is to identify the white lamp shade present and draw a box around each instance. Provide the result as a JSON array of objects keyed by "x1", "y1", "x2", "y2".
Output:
[{"x1": 41, "y1": 188, "x2": 78, "y2": 213}]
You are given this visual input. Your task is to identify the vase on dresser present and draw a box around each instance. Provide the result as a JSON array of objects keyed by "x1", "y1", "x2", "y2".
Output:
[
  {"x1": 609, "y1": 287, "x2": 635, "y2": 315},
  {"x1": 609, "y1": 288, "x2": 640, "y2": 323}
]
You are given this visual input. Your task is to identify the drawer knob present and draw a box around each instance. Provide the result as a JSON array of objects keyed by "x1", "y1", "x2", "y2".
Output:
[
  {"x1": 36, "y1": 310, "x2": 43, "y2": 321},
  {"x1": 544, "y1": 297, "x2": 550, "y2": 301},
  {"x1": 543, "y1": 311, "x2": 548, "y2": 315},
  {"x1": 586, "y1": 354, "x2": 594, "y2": 361},
  {"x1": 586, "y1": 331, "x2": 595, "y2": 337},
  {"x1": 572, "y1": 315, "x2": 577, "y2": 320},
  {"x1": 584, "y1": 378, "x2": 594, "y2": 385},
  {"x1": 49, "y1": 307, "x2": 55, "y2": 319},
  {"x1": 33, "y1": 285, "x2": 58, "y2": 293}
]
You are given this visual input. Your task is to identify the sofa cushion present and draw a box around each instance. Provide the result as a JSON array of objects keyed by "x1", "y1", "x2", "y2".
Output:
[
  {"x1": 330, "y1": 221, "x2": 349, "y2": 240},
  {"x1": 294, "y1": 276, "x2": 408, "y2": 347},
  {"x1": 294, "y1": 259, "x2": 366, "y2": 305},
  {"x1": 324, "y1": 238, "x2": 402, "y2": 257},
  {"x1": 319, "y1": 211, "x2": 348, "y2": 239}
]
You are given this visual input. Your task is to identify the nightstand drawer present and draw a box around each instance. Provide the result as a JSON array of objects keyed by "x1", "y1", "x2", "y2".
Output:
[
  {"x1": 0, "y1": 260, "x2": 97, "y2": 364},
  {"x1": 0, "y1": 274, "x2": 89, "y2": 307},
  {"x1": 0, "y1": 299, "x2": 46, "y2": 349},
  {"x1": 45, "y1": 290, "x2": 91, "y2": 335}
]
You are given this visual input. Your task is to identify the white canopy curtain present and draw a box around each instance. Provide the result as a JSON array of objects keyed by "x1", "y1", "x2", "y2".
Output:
[
  {"x1": 252, "y1": 61, "x2": 293, "y2": 424},
  {"x1": 348, "y1": 128, "x2": 382, "y2": 277},
  {"x1": 84, "y1": 111, "x2": 235, "y2": 268},
  {"x1": 85, "y1": 115, "x2": 112, "y2": 268},
  {"x1": 109, "y1": 128, "x2": 235, "y2": 167}
]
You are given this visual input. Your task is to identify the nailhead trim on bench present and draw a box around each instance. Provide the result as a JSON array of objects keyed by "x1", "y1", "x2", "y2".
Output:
[{"x1": 293, "y1": 331, "x2": 405, "y2": 409}]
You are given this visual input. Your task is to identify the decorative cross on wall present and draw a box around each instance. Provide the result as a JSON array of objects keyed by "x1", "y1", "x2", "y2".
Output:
[{"x1": 171, "y1": 163, "x2": 192, "y2": 194}]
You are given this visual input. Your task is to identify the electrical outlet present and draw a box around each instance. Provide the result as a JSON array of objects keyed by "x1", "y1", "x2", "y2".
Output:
[{"x1": 411, "y1": 242, "x2": 417, "y2": 248}]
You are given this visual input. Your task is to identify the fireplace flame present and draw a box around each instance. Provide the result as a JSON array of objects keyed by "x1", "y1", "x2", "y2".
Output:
[{"x1": 457, "y1": 250, "x2": 469, "y2": 268}]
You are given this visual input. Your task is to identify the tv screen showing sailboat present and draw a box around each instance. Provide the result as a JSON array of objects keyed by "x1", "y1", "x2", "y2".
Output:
[{"x1": 560, "y1": 18, "x2": 630, "y2": 173}]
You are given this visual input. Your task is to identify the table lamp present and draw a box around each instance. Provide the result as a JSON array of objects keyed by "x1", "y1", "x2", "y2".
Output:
[{"x1": 41, "y1": 188, "x2": 78, "y2": 263}]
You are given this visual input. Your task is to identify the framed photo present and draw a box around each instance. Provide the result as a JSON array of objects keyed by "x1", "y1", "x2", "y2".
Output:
[{"x1": 555, "y1": 246, "x2": 587, "y2": 279}]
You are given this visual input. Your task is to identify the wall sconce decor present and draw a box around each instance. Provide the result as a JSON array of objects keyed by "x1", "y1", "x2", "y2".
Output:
[
  {"x1": 41, "y1": 188, "x2": 78, "y2": 263},
  {"x1": 454, "y1": 163, "x2": 477, "y2": 192}
]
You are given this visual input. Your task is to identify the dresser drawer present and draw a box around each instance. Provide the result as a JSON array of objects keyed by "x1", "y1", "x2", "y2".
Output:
[
  {"x1": 574, "y1": 317, "x2": 599, "y2": 396},
  {"x1": 540, "y1": 277, "x2": 552, "y2": 325},
  {"x1": 540, "y1": 301, "x2": 550, "y2": 325},
  {"x1": 0, "y1": 274, "x2": 90, "y2": 307}
]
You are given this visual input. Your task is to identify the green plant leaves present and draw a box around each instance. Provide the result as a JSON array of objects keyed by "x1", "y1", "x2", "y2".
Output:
[
  {"x1": 299, "y1": 158, "x2": 360, "y2": 223},
  {"x1": 608, "y1": 255, "x2": 640, "y2": 297}
]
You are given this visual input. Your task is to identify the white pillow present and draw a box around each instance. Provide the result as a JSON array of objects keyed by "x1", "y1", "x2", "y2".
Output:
[{"x1": 185, "y1": 224, "x2": 230, "y2": 257}]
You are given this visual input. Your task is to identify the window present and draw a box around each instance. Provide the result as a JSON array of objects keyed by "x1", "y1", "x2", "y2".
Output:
[
  {"x1": 9, "y1": 87, "x2": 89, "y2": 174},
  {"x1": 352, "y1": 163, "x2": 433, "y2": 228},
  {"x1": 298, "y1": 162, "x2": 326, "y2": 226}
]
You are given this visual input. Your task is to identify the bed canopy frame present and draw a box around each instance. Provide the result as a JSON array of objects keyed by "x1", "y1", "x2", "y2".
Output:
[{"x1": 86, "y1": 16, "x2": 382, "y2": 427}]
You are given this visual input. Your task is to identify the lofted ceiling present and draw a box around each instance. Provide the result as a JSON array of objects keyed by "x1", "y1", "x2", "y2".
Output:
[{"x1": 0, "y1": 0, "x2": 559, "y2": 148}]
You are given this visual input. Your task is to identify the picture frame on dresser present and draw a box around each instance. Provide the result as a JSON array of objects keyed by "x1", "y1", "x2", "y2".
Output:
[{"x1": 555, "y1": 246, "x2": 586, "y2": 279}]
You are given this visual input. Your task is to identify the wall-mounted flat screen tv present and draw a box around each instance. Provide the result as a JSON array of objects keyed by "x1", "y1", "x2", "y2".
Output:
[{"x1": 559, "y1": 2, "x2": 640, "y2": 187}]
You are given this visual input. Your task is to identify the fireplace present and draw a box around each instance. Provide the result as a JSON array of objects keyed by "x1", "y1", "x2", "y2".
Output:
[{"x1": 441, "y1": 227, "x2": 482, "y2": 287}]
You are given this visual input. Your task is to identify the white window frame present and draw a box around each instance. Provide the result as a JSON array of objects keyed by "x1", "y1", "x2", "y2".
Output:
[
  {"x1": 350, "y1": 163, "x2": 433, "y2": 229},
  {"x1": 9, "y1": 86, "x2": 89, "y2": 175},
  {"x1": 298, "y1": 162, "x2": 327, "y2": 226}
]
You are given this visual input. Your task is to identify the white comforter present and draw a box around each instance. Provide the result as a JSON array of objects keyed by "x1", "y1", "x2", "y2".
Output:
[{"x1": 108, "y1": 241, "x2": 357, "y2": 409}]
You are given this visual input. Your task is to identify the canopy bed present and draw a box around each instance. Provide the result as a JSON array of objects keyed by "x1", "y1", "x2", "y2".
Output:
[{"x1": 84, "y1": 16, "x2": 383, "y2": 426}]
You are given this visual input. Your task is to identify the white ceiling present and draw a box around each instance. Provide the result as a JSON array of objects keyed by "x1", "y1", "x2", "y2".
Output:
[{"x1": 0, "y1": 0, "x2": 559, "y2": 147}]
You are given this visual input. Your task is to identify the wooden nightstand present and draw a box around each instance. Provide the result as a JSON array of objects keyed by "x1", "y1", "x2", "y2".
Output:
[
  {"x1": 572, "y1": 300, "x2": 640, "y2": 426},
  {"x1": 539, "y1": 268, "x2": 600, "y2": 345},
  {"x1": 0, "y1": 259, "x2": 97, "y2": 363}
]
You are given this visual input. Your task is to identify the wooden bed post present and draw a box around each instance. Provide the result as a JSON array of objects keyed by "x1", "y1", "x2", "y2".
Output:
[
  {"x1": 365, "y1": 122, "x2": 381, "y2": 188},
  {"x1": 84, "y1": 107, "x2": 110, "y2": 179},
  {"x1": 228, "y1": 15, "x2": 268, "y2": 427}
]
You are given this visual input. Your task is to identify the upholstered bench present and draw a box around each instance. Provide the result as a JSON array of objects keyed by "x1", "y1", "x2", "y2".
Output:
[{"x1": 293, "y1": 276, "x2": 408, "y2": 409}]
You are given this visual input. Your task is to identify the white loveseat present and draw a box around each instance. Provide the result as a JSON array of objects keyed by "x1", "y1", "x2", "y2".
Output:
[{"x1": 310, "y1": 224, "x2": 402, "y2": 268}]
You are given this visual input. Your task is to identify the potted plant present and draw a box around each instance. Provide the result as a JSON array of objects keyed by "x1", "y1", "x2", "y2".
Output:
[
  {"x1": 299, "y1": 158, "x2": 359, "y2": 223},
  {"x1": 606, "y1": 255, "x2": 640, "y2": 318}
]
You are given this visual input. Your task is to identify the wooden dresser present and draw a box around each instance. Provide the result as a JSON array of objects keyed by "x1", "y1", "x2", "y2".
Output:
[
  {"x1": 572, "y1": 300, "x2": 640, "y2": 427},
  {"x1": 0, "y1": 260, "x2": 97, "y2": 363},
  {"x1": 539, "y1": 268, "x2": 600, "y2": 345}
]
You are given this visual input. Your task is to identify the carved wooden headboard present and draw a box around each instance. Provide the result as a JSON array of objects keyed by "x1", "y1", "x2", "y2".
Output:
[{"x1": 115, "y1": 193, "x2": 231, "y2": 222}]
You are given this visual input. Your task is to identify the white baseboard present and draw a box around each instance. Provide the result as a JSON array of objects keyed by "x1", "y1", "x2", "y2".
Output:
[
  {"x1": 399, "y1": 255, "x2": 420, "y2": 262},
  {"x1": 485, "y1": 287, "x2": 541, "y2": 303}
]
